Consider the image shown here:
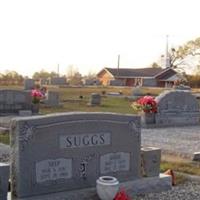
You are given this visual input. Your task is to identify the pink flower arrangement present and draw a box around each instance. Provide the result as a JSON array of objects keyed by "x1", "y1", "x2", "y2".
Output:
[
  {"x1": 132, "y1": 96, "x2": 157, "y2": 113},
  {"x1": 31, "y1": 89, "x2": 43, "y2": 104}
]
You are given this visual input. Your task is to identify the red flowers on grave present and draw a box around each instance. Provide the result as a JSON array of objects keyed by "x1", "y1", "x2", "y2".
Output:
[
  {"x1": 114, "y1": 189, "x2": 131, "y2": 200},
  {"x1": 132, "y1": 96, "x2": 157, "y2": 113},
  {"x1": 31, "y1": 89, "x2": 43, "y2": 104}
]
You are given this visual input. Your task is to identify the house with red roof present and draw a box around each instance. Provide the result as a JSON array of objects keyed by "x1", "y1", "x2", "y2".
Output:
[{"x1": 97, "y1": 67, "x2": 182, "y2": 87}]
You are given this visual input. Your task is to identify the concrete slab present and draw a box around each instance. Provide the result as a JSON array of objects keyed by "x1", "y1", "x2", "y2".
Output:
[{"x1": 9, "y1": 174, "x2": 171, "y2": 200}]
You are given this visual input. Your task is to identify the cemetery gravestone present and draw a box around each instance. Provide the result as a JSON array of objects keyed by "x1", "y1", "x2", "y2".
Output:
[
  {"x1": 155, "y1": 90, "x2": 200, "y2": 126},
  {"x1": 0, "y1": 163, "x2": 10, "y2": 200},
  {"x1": 24, "y1": 79, "x2": 35, "y2": 90},
  {"x1": 89, "y1": 93, "x2": 101, "y2": 106},
  {"x1": 141, "y1": 147, "x2": 161, "y2": 177},
  {"x1": 50, "y1": 77, "x2": 67, "y2": 85},
  {"x1": 0, "y1": 90, "x2": 32, "y2": 114},
  {"x1": 45, "y1": 91, "x2": 59, "y2": 106},
  {"x1": 10, "y1": 112, "x2": 141, "y2": 198}
]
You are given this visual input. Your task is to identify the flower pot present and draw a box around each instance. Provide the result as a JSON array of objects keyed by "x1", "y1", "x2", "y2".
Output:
[
  {"x1": 31, "y1": 103, "x2": 40, "y2": 114},
  {"x1": 96, "y1": 176, "x2": 119, "y2": 200},
  {"x1": 141, "y1": 112, "x2": 155, "y2": 124}
]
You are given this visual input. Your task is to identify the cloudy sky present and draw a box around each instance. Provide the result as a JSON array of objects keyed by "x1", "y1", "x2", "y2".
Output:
[{"x1": 0, "y1": 0, "x2": 200, "y2": 77}]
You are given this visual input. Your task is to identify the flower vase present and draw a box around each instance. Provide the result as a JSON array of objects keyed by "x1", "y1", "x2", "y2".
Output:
[
  {"x1": 32, "y1": 103, "x2": 40, "y2": 114},
  {"x1": 96, "y1": 176, "x2": 119, "y2": 200},
  {"x1": 141, "y1": 112, "x2": 155, "y2": 124}
]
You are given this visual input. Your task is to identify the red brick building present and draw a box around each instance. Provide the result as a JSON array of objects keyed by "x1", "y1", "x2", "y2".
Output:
[{"x1": 97, "y1": 67, "x2": 182, "y2": 87}]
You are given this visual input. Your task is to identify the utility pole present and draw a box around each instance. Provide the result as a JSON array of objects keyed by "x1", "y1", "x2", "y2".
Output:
[
  {"x1": 57, "y1": 64, "x2": 60, "y2": 77},
  {"x1": 117, "y1": 54, "x2": 120, "y2": 77},
  {"x1": 165, "y1": 35, "x2": 171, "y2": 68}
]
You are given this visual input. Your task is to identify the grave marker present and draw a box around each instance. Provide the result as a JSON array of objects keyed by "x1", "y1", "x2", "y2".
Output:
[{"x1": 10, "y1": 112, "x2": 141, "y2": 198}]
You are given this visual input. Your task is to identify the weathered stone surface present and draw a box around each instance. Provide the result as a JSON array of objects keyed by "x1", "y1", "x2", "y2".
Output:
[
  {"x1": 24, "y1": 79, "x2": 35, "y2": 90},
  {"x1": 18, "y1": 110, "x2": 32, "y2": 116},
  {"x1": 141, "y1": 147, "x2": 161, "y2": 177},
  {"x1": 44, "y1": 91, "x2": 59, "y2": 106},
  {"x1": 0, "y1": 90, "x2": 32, "y2": 114},
  {"x1": 10, "y1": 112, "x2": 141, "y2": 198},
  {"x1": 0, "y1": 163, "x2": 10, "y2": 200},
  {"x1": 155, "y1": 90, "x2": 200, "y2": 126},
  {"x1": 89, "y1": 93, "x2": 101, "y2": 106},
  {"x1": 9, "y1": 174, "x2": 171, "y2": 200}
]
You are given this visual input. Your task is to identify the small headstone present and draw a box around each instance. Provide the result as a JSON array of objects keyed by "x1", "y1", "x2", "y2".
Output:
[
  {"x1": 132, "y1": 86, "x2": 142, "y2": 96},
  {"x1": 173, "y1": 84, "x2": 191, "y2": 90},
  {"x1": 0, "y1": 163, "x2": 10, "y2": 200},
  {"x1": 50, "y1": 77, "x2": 67, "y2": 85},
  {"x1": 89, "y1": 93, "x2": 101, "y2": 106},
  {"x1": 193, "y1": 152, "x2": 200, "y2": 161},
  {"x1": 24, "y1": 79, "x2": 35, "y2": 90},
  {"x1": 141, "y1": 147, "x2": 161, "y2": 177},
  {"x1": 45, "y1": 91, "x2": 59, "y2": 106}
]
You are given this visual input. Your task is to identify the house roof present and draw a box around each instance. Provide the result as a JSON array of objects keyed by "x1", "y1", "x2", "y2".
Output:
[{"x1": 98, "y1": 67, "x2": 170, "y2": 78}]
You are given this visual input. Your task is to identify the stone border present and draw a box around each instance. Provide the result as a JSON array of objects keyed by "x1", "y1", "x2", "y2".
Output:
[{"x1": 9, "y1": 174, "x2": 171, "y2": 200}]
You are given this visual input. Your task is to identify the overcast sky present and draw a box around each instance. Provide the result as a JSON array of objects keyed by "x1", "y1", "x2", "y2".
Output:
[{"x1": 0, "y1": 0, "x2": 200, "y2": 77}]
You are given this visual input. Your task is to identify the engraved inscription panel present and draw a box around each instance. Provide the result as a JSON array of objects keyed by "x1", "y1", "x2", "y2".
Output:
[
  {"x1": 60, "y1": 132, "x2": 111, "y2": 148},
  {"x1": 36, "y1": 158, "x2": 72, "y2": 183},
  {"x1": 100, "y1": 152, "x2": 130, "y2": 174}
]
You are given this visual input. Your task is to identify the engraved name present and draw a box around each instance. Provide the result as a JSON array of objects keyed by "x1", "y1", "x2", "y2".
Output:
[
  {"x1": 60, "y1": 132, "x2": 111, "y2": 148},
  {"x1": 36, "y1": 158, "x2": 72, "y2": 183}
]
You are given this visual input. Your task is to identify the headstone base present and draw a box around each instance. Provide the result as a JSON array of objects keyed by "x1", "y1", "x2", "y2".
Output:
[{"x1": 9, "y1": 174, "x2": 171, "y2": 200}]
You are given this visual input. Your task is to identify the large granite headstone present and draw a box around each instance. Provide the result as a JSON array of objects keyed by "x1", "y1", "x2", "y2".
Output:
[
  {"x1": 0, "y1": 90, "x2": 33, "y2": 114},
  {"x1": 10, "y1": 112, "x2": 141, "y2": 198},
  {"x1": 155, "y1": 90, "x2": 200, "y2": 126}
]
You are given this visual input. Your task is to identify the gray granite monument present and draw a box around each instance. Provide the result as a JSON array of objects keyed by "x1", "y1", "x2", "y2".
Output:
[
  {"x1": 24, "y1": 79, "x2": 35, "y2": 90},
  {"x1": 0, "y1": 90, "x2": 33, "y2": 115},
  {"x1": 44, "y1": 91, "x2": 59, "y2": 106},
  {"x1": 0, "y1": 163, "x2": 10, "y2": 200},
  {"x1": 141, "y1": 147, "x2": 161, "y2": 177},
  {"x1": 10, "y1": 112, "x2": 141, "y2": 198},
  {"x1": 155, "y1": 90, "x2": 200, "y2": 126},
  {"x1": 89, "y1": 93, "x2": 101, "y2": 106}
]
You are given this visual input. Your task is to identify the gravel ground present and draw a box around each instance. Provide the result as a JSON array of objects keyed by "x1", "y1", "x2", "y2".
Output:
[
  {"x1": 1, "y1": 125, "x2": 200, "y2": 199},
  {"x1": 141, "y1": 125, "x2": 200, "y2": 158},
  {"x1": 135, "y1": 181, "x2": 200, "y2": 200}
]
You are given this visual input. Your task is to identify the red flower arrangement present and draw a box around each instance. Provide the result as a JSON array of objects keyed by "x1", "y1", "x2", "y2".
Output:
[
  {"x1": 114, "y1": 189, "x2": 131, "y2": 200},
  {"x1": 31, "y1": 89, "x2": 43, "y2": 104},
  {"x1": 132, "y1": 96, "x2": 157, "y2": 113}
]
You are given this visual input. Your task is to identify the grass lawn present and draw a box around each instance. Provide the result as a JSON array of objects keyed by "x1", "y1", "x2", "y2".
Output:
[{"x1": 40, "y1": 86, "x2": 164, "y2": 114}]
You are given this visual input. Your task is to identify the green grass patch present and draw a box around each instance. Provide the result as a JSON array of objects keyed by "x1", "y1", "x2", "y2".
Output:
[
  {"x1": 161, "y1": 161, "x2": 200, "y2": 176},
  {"x1": 160, "y1": 160, "x2": 200, "y2": 185},
  {"x1": 0, "y1": 134, "x2": 9, "y2": 145}
]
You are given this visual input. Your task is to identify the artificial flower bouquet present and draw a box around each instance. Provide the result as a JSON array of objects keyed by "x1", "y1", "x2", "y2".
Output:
[
  {"x1": 31, "y1": 89, "x2": 43, "y2": 104},
  {"x1": 131, "y1": 96, "x2": 157, "y2": 113}
]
